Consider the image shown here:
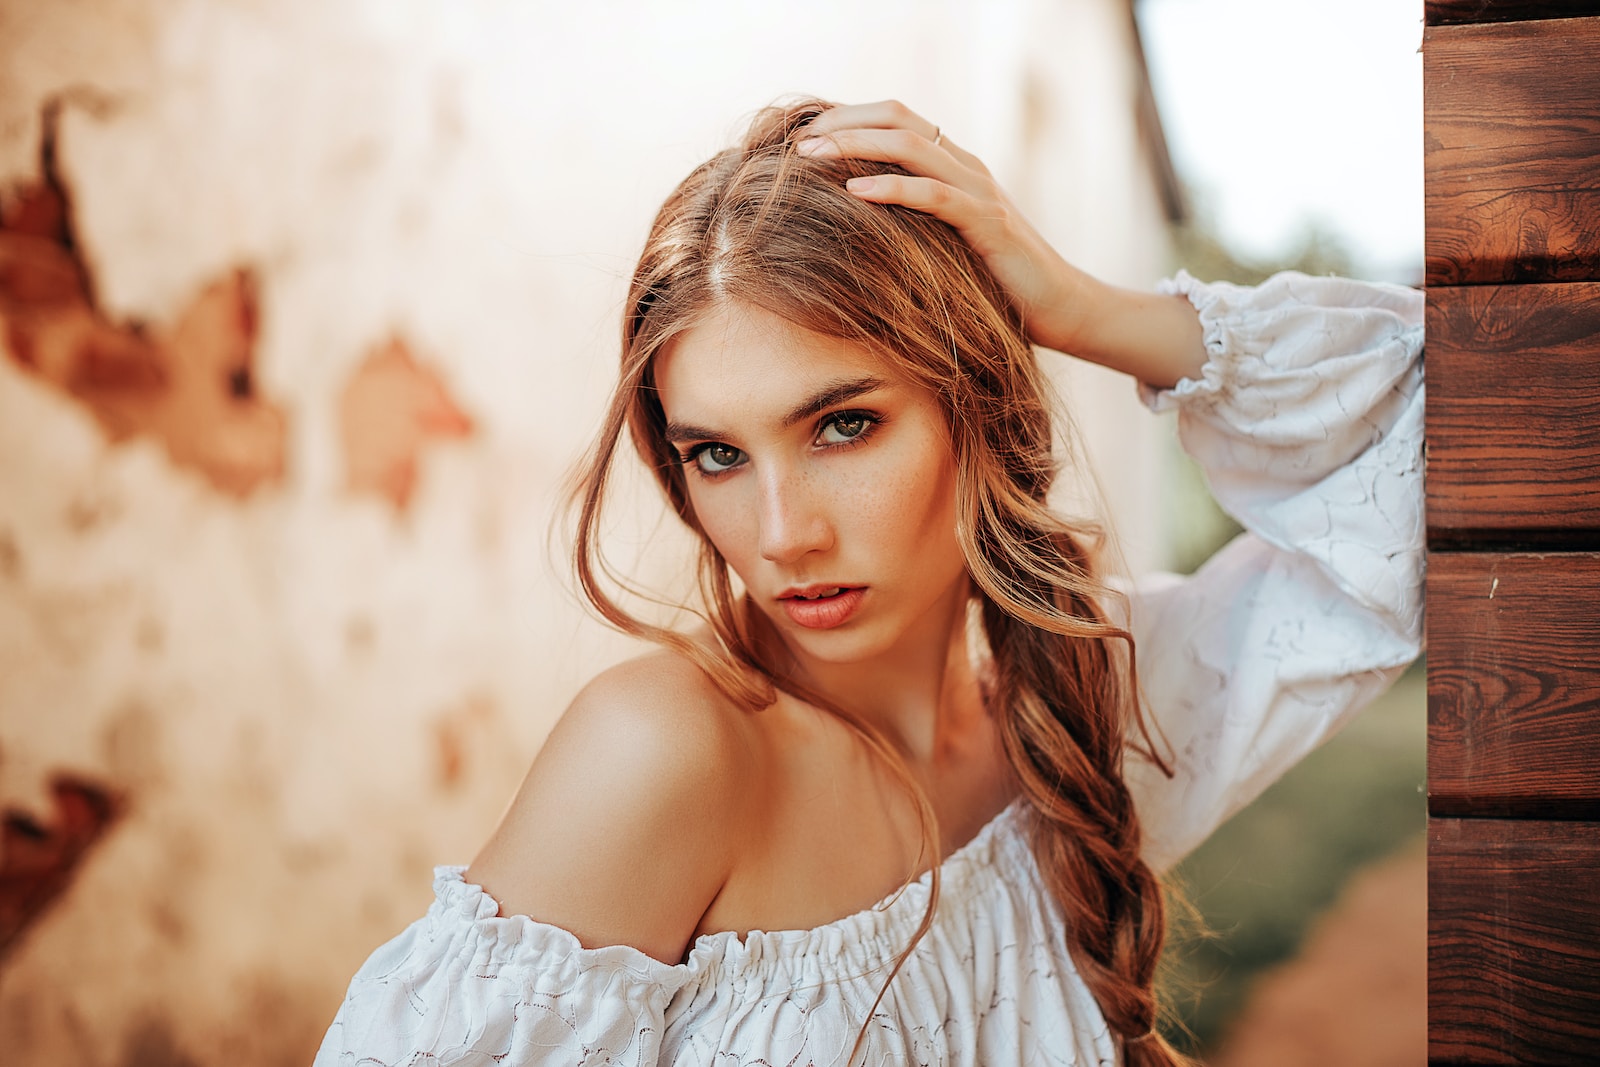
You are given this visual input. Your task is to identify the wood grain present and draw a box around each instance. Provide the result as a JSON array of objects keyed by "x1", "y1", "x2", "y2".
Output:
[
  {"x1": 1428, "y1": 0, "x2": 1600, "y2": 24},
  {"x1": 1426, "y1": 284, "x2": 1600, "y2": 534},
  {"x1": 1424, "y1": 18, "x2": 1600, "y2": 285},
  {"x1": 1428, "y1": 553, "x2": 1600, "y2": 817},
  {"x1": 1430, "y1": 818, "x2": 1600, "y2": 1063}
]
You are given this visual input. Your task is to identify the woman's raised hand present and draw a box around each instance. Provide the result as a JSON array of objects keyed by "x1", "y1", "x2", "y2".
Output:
[
  {"x1": 800, "y1": 100, "x2": 1089, "y2": 356},
  {"x1": 800, "y1": 101, "x2": 1206, "y2": 390}
]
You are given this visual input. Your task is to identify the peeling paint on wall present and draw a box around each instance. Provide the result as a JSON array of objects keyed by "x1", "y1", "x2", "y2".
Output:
[
  {"x1": 0, "y1": 101, "x2": 285, "y2": 498},
  {"x1": 338, "y1": 337, "x2": 474, "y2": 513},
  {"x1": 0, "y1": 775, "x2": 120, "y2": 962}
]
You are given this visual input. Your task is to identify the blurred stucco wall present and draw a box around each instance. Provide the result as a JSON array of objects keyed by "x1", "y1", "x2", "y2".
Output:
[{"x1": 0, "y1": 0, "x2": 1175, "y2": 1062}]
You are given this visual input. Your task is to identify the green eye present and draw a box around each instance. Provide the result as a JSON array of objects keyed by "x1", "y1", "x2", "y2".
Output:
[
  {"x1": 693, "y1": 442, "x2": 745, "y2": 474},
  {"x1": 818, "y1": 413, "x2": 873, "y2": 445}
]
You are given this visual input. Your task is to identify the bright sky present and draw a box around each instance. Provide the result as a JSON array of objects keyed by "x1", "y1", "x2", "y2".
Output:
[{"x1": 1136, "y1": 0, "x2": 1425, "y2": 280}]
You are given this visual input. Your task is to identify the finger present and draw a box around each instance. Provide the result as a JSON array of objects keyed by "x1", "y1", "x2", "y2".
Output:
[
  {"x1": 842, "y1": 173, "x2": 996, "y2": 236},
  {"x1": 797, "y1": 127, "x2": 986, "y2": 198},
  {"x1": 807, "y1": 100, "x2": 936, "y2": 141},
  {"x1": 802, "y1": 114, "x2": 988, "y2": 177},
  {"x1": 807, "y1": 102, "x2": 987, "y2": 173}
]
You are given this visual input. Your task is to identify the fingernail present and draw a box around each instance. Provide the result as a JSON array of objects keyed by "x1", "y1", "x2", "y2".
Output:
[
  {"x1": 846, "y1": 177, "x2": 876, "y2": 193},
  {"x1": 796, "y1": 138, "x2": 825, "y2": 155}
]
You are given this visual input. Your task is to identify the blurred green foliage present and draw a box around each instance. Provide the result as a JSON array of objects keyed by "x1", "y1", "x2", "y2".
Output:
[
  {"x1": 1161, "y1": 443, "x2": 1244, "y2": 577},
  {"x1": 1173, "y1": 217, "x2": 1361, "y2": 288},
  {"x1": 1156, "y1": 662, "x2": 1427, "y2": 1054}
]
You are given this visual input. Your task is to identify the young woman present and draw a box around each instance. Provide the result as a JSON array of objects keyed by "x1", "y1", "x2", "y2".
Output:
[{"x1": 315, "y1": 100, "x2": 1424, "y2": 1067}]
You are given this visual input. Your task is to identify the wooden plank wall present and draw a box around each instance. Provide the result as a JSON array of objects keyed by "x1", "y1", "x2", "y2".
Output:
[{"x1": 1424, "y1": 4, "x2": 1600, "y2": 1063}]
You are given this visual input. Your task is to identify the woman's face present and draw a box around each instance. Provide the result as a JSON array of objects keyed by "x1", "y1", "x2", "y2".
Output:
[{"x1": 654, "y1": 302, "x2": 969, "y2": 669}]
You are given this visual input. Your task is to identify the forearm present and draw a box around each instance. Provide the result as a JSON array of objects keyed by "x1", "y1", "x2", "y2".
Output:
[{"x1": 1037, "y1": 271, "x2": 1208, "y2": 391}]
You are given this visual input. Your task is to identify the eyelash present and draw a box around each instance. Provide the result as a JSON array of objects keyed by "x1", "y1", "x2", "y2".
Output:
[{"x1": 678, "y1": 410, "x2": 882, "y2": 479}]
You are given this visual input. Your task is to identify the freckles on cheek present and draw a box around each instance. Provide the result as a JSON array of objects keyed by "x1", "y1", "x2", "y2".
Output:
[
  {"x1": 896, "y1": 430, "x2": 959, "y2": 515},
  {"x1": 687, "y1": 487, "x2": 754, "y2": 568},
  {"x1": 851, "y1": 461, "x2": 957, "y2": 545}
]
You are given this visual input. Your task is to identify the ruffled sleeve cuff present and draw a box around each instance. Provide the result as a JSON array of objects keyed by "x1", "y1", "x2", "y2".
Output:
[
  {"x1": 1140, "y1": 269, "x2": 1423, "y2": 418},
  {"x1": 1135, "y1": 269, "x2": 1425, "y2": 627}
]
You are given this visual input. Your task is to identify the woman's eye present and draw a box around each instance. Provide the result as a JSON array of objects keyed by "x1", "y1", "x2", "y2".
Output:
[
  {"x1": 691, "y1": 442, "x2": 745, "y2": 474},
  {"x1": 817, "y1": 413, "x2": 874, "y2": 445}
]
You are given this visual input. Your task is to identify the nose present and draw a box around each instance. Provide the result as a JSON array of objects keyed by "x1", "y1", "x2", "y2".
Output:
[{"x1": 756, "y1": 464, "x2": 833, "y2": 565}]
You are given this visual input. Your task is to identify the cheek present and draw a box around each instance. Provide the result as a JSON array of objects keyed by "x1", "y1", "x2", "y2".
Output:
[
  {"x1": 852, "y1": 445, "x2": 961, "y2": 555},
  {"x1": 685, "y1": 482, "x2": 756, "y2": 568}
]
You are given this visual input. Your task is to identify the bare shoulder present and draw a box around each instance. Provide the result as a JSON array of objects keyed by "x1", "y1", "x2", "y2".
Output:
[
  {"x1": 467, "y1": 649, "x2": 763, "y2": 964},
  {"x1": 552, "y1": 650, "x2": 759, "y2": 777}
]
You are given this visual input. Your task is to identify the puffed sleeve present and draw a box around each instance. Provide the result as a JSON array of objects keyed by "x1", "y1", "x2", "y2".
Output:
[
  {"x1": 1121, "y1": 270, "x2": 1425, "y2": 875},
  {"x1": 314, "y1": 867, "x2": 693, "y2": 1066}
]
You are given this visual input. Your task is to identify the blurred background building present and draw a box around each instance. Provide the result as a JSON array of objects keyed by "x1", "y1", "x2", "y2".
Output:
[{"x1": 0, "y1": 1, "x2": 1422, "y2": 1063}]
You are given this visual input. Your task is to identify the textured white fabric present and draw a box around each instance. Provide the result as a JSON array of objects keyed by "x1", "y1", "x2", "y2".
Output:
[
  {"x1": 318, "y1": 803, "x2": 1112, "y2": 1067},
  {"x1": 314, "y1": 271, "x2": 1426, "y2": 1067},
  {"x1": 1128, "y1": 270, "x2": 1425, "y2": 874}
]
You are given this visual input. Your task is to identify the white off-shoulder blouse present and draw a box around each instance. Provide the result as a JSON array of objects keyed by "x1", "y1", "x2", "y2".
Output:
[{"x1": 315, "y1": 271, "x2": 1426, "y2": 1067}]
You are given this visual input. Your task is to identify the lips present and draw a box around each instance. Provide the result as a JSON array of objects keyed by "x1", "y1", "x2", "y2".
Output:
[{"x1": 778, "y1": 586, "x2": 866, "y2": 630}]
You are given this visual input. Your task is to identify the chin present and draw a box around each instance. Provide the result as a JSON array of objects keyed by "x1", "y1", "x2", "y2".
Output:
[
  {"x1": 784, "y1": 629, "x2": 888, "y2": 666},
  {"x1": 774, "y1": 611, "x2": 919, "y2": 668}
]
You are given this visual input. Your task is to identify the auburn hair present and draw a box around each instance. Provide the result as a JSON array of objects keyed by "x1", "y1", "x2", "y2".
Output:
[{"x1": 571, "y1": 99, "x2": 1186, "y2": 1067}]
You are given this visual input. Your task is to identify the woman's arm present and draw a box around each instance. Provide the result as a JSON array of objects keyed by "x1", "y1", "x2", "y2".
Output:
[
  {"x1": 1120, "y1": 271, "x2": 1425, "y2": 870},
  {"x1": 801, "y1": 100, "x2": 1207, "y2": 388}
]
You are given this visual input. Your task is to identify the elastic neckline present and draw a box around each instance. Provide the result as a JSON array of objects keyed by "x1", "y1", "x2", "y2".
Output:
[{"x1": 432, "y1": 796, "x2": 1034, "y2": 983}]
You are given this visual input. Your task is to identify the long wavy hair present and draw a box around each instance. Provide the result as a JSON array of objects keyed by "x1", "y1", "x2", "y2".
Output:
[{"x1": 572, "y1": 99, "x2": 1185, "y2": 1067}]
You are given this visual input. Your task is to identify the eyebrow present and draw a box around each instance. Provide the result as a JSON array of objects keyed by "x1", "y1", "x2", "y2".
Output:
[{"x1": 663, "y1": 375, "x2": 887, "y2": 444}]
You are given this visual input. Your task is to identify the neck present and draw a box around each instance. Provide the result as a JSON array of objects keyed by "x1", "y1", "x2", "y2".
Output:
[{"x1": 759, "y1": 578, "x2": 988, "y2": 767}]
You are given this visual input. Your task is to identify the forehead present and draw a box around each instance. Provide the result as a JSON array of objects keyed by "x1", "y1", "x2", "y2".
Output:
[{"x1": 655, "y1": 303, "x2": 897, "y2": 419}]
